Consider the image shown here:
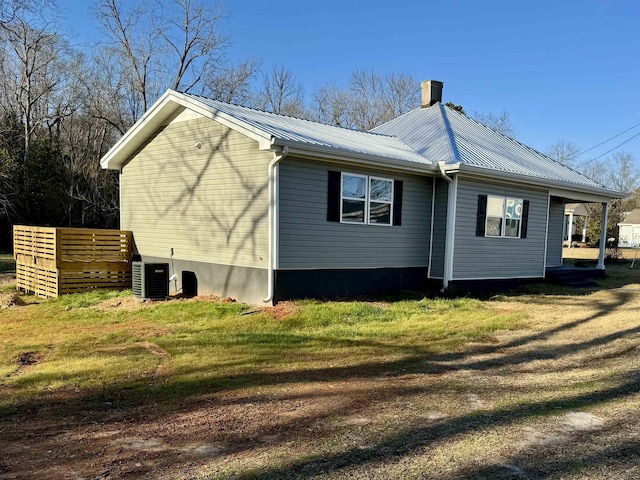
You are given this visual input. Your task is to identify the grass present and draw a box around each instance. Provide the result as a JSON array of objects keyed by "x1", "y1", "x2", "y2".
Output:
[
  {"x1": 1, "y1": 252, "x2": 639, "y2": 479},
  {"x1": 0, "y1": 293, "x2": 522, "y2": 410},
  {"x1": 0, "y1": 253, "x2": 14, "y2": 274}
]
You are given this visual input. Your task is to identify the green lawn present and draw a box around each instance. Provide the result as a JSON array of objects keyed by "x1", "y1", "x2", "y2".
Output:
[
  {"x1": 1, "y1": 265, "x2": 639, "y2": 479},
  {"x1": 0, "y1": 291, "x2": 521, "y2": 410}
]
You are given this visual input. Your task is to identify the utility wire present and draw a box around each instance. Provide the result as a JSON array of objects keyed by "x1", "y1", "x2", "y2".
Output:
[
  {"x1": 580, "y1": 130, "x2": 640, "y2": 166},
  {"x1": 573, "y1": 121, "x2": 640, "y2": 158}
]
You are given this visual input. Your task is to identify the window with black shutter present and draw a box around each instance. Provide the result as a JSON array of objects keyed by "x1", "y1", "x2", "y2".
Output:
[{"x1": 327, "y1": 171, "x2": 403, "y2": 226}]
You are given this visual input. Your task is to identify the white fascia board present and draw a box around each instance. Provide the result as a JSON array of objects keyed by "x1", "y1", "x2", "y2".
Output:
[
  {"x1": 169, "y1": 91, "x2": 273, "y2": 150},
  {"x1": 547, "y1": 187, "x2": 618, "y2": 204},
  {"x1": 101, "y1": 91, "x2": 178, "y2": 170},
  {"x1": 441, "y1": 163, "x2": 624, "y2": 201},
  {"x1": 280, "y1": 143, "x2": 439, "y2": 175},
  {"x1": 100, "y1": 90, "x2": 274, "y2": 170}
]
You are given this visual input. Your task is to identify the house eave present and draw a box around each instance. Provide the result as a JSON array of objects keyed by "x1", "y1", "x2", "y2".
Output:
[
  {"x1": 275, "y1": 141, "x2": 439, "y2": 175},
  {"x1": 441, "y1": 163, "x2": 624, "y2": 202}
]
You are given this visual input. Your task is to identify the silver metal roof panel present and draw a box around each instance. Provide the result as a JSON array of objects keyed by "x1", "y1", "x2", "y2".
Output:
[
  {"x1": 373, "y1": 103, "x2": 607, "y2": 190},
  {"x1": 184, "y1": 93, "x2": 434, "y2": 167}
]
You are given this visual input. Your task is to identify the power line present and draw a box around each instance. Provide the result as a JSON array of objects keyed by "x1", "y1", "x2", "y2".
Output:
[
  {"x1": 580, "y1": 130, "x2": 640, "y2": 166},
  {"x1": 573, "y1": 121, "x2": 640, "y2": 159}
]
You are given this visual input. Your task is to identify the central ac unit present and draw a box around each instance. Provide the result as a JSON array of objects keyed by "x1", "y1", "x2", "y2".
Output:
[{"x1": 132, "y1": 262, "x2": 169, "y2": 299}]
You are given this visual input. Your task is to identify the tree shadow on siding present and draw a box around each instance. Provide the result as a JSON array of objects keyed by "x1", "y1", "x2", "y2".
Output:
[{"x1": 142, "y1": 123, "x2": 268, "y2": 298}]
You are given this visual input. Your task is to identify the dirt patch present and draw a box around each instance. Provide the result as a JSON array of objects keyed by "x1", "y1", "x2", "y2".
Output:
[
  {"x1": 3, "y1": 351, "x2": 43, "y2": 382},
  {"x1": 262, "y1": 301, "x2": 299, "y2": 319},
  {"x1": 0, "y1": 291, "x2": 23, "y2": 309},
  {"x1": 17, "y1": 351, "x2": 42, "y2": 366},
  {"x1": 137, "y1": 341, "x2": 172, "y2": 376},
  {"x1": 189, "y1": 294, "x2": 235, "y2": 303},
  {"x1": 93, "y1": 296, "x2": 150, "y2": 312}
]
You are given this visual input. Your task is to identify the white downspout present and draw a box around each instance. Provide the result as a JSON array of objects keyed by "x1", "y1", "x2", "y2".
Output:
[
  {"x1": 438, "y1": 162, "x2": 457, "y2": 291},
  {"x1": 263, "y1": 145, "x2": 288, "y2": 303}
]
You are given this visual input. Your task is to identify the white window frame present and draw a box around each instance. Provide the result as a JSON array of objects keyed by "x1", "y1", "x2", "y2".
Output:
[
  {"x1": 485, "y1": 195, "x2": 523, "y2": 239},
  {"x1": 340, "y1": 172, "x2": 393, "y2": 226}
]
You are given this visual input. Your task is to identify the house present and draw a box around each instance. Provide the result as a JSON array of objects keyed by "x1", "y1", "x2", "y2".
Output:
[
  {"x1": 618, "y1": 209, "x2": 640, "y2": 247},
  {"x1": 564, "y1": 203, "x2": 592, "y2": 246},
  {"x1": 100, "y1": 81, "x2": 622, "y2": 304}
]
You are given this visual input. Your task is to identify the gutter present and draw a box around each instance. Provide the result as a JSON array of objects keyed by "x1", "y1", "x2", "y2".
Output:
[
  {"x1": 452, "y1": 163, "x2": 623, "y2": 200},
  {"x1": 439, "y1": 161, "x2": 458, "y2": 291},
  {"x1": 263, "y1": 145, "x2": 289, "y2": 303},
  {"x1": 277, "y1": 143, "x2": 438, "y2": 175}
]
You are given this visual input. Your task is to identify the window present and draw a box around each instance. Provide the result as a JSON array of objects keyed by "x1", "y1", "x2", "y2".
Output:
[
  {"x1": 328, "y1": 171, "x2": 402, "y2": 226},
  {"x1": 368, "y1": 176, "x2": 393, "y2": 224},
  {"x1": 485, "y1": 195, "x2": 524, "y2": 238},
  {"x1": 341, "y1": 173, "x2": 367, "y2": 223},
  {"x1": 341, "y1": 173, "x2": 393, "y2": 225}
]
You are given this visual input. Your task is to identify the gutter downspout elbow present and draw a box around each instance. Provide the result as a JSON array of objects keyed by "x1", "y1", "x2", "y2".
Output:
[
  {"x1": 438, "y1": 162, "x2": 457, "y2": 293},
  {"x1": 263, "y1": 145, "x2": 288, "y2": 303}
]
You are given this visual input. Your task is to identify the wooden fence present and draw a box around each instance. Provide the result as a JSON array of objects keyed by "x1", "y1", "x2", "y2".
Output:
[{"x1": 13, "y1": 226, "x2": 133, "y2": 298}]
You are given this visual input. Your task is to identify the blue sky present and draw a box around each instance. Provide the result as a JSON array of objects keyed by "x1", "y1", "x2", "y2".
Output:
[{"x1": 60, "y1": 0, "x2": 639, "y2": 163}]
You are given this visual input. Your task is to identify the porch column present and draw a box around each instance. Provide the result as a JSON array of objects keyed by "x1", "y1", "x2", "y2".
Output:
[
  {"x1": 582, "y1": 217, "x2": 587, "y2": 243},
  {"x1": 597, "y1": 202, "x2": 609, "y2": 270},
  {"x1": 568, "y1": 212, "x2": 574, "y2": 247}
]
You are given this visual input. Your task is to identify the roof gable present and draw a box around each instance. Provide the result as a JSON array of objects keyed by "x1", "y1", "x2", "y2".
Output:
[{"x1": 101, "y1": 90, "x2": 435, "y2": 171}]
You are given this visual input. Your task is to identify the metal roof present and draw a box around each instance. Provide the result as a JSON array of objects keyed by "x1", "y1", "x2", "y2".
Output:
[
  {"x1": 372, "y1": 103, "x2": 608, "y2": 190},
  {"x1": 101, "y1": 90, "x2": 622, "y2": 199},
  {"x1": 182, "y1": 92, "x2": 433, "y2": 167}
]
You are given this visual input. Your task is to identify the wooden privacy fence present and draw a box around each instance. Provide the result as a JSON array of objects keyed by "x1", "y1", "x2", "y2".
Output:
[{"x1": 14, "y1": 226, "x2": 133, "y2": 298}]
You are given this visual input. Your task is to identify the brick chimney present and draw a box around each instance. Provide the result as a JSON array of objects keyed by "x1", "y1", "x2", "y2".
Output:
[{"x1": 421, "y1": 80, "x2": 443, "y2": 108}]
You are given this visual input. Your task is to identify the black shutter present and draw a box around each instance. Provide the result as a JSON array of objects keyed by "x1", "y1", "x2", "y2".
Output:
[
  {"x1": 393, "y1": 180, "x2": 403, "y2": 226},
  {"x1": 476, "y1": 194, "x2": 487, "y2": 236},
  {"x1": 327, "y1": 171, "x2": 341, "y2": 222},
  {"x1": 521, "y1": 200, "x2": 530, "y2": 239}
]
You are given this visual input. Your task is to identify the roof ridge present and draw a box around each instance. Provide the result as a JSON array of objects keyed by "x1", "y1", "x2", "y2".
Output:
[
  {"x1": 180, "y1": 91, "x2": 401, "y2": 140},
  {"x1": 437, "y1": 103, "x2": 461, "y2": 164},
  {"x1": 442, "y1": 104, "x2": 608, "y2": 189}
]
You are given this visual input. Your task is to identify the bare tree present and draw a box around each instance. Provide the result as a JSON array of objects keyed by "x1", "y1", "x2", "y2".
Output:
[
  {"x1": 384, "y1": 72, "x2": 419, "y2": 119},
  {"x1": 545, "y1": 140, "x2": 580, "y2": 166},
  {"x1": 347, "y1": 69, "x2": 390, "y2": 130},
  {"x1": 0, "y1": 7, "x2": 72, "y2": 161},
  {"x1": 205, "y1": 57, "x2": 260, "y2": 105},
  {"x1": 472, "y1": 109, "x2": 516, "y2": 137},
  {"x1": 312, "y1": 83, "x2": 354, "y2": 128},
  {"x1": 256, "y1": 65, "x2": 307, "y2": 117},
  {"x1": 94, "y1": 0, "x2": 250, "y2": 127},
  {"x1": 0, "y1": 0, "x2": 38, "y2": 24},
  {"x1": 95, "y1": 0, "x2": 160, "y2": 116},
  {"x1": 603, "y1": 151, "x2": 640, "y2": 194},
  {"x1": 311, "y1": 69, "x2": 419, "y2": 130},
  {"x1": 153, "y1": 0, "x2": 229, "y2": 93}
]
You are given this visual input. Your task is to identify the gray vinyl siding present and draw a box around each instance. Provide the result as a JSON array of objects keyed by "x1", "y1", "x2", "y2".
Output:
[
  {"x1": 452, "y1": 177, "x2": 548, "y2": 279},
  {"x1": 429, "y1": 178, "x2": 448, "y2": 278},
  {"x1": 278, "y1": 157, "x2": 433, "y2": 269},
  {"x1": 121, "y1": 115, "x2": 272, "y2": 269},
  {"x1": 546, "y1": 196, "x2": 565, "y2": 267}
]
